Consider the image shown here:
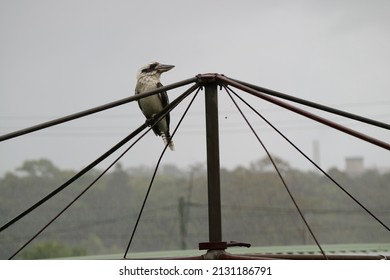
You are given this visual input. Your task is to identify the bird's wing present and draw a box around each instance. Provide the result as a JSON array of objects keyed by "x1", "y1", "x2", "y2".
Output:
[
  {"x1": 157, "y1": 82, "x2": 170, "y2": 130},
  {"x1": 135, "y1": 89, "x2": 143, "y2": 112}
]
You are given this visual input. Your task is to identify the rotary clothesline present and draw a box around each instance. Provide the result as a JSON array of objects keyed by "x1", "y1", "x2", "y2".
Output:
[{"x1": 0, "y1": 74, "x2": 388, "y2": 260}]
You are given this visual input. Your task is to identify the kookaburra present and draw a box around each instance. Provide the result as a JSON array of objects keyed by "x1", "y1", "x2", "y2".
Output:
[{"x1": 135, "y1": 62, "x2": 175, "y2": 150}]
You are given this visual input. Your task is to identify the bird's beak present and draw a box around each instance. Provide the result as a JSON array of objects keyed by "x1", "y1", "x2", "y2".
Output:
[{"x1": 156, "y1": 64, "x2": 175, "y2": 73}]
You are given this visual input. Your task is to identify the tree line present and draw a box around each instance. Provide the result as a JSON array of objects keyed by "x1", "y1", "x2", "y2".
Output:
[{"x1": 0, "y1": 158, "x2": 389, "y2": 259}]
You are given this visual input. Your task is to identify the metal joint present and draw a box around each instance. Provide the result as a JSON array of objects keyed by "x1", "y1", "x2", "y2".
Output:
[
  {"x1": 196, "y1": 73, "x2": 226, "y2": 88},
  {"x1": 227, "y1": 241, "x2": 251, "y2": 248}
]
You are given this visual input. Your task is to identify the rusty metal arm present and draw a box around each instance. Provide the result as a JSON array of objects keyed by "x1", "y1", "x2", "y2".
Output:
[
  {"x1": 231, "y1": 78, "x2": 390, "y2": 130},
  {"x1": 217, "y1": 75, "x2": 390, "y2": 150},
  {"x1": 0, "y1": 77, "x2": 198, "y2": 142}
]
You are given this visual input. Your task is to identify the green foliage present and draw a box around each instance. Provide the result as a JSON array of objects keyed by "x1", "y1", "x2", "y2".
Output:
[
  {"x1": 17, "y1": 158, "x2": 60, "y2": 178},
  {"x1": 0, "y1": 158, "x2": 389, "y2": 259}
]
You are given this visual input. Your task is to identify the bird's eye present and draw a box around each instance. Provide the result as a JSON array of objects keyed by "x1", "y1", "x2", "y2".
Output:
[
  {"x1": 149, "y1": 63, "x2": 158, "y2": 69},
  {"x1": 141, "y1": 63, "x2": 158, "y2": 73}
]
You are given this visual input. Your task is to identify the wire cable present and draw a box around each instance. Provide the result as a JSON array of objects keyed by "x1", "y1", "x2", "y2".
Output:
[
  {"x1": 0, "y1": 84, "x2": 199, "y2": 234},
  {"x1": 224, "y1": 86, "x2": 328, "y2": 259},
  {"x1": 123, "y1": 87, "x2": 201, "y2": 258},
  {"x1": 8, "y1": 125, "x2": 151, "y2": 259},
  {"x1": 226, "y1": 86, "x2": 390, "y2": 233},
  {"x1": 0, "y1": 125, "x2": 146, "y2": 234},
  {"x1": 8, "y1": 84, "x2": 201, "y2": 259}
]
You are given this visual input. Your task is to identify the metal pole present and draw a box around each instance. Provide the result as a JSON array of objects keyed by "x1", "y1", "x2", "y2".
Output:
[
  {"x1": 204, "y1": 82, "x2": 222, "y2": 242},
  {"x1": 0, "y1": 77, "x2": 198, "y2": 142}
]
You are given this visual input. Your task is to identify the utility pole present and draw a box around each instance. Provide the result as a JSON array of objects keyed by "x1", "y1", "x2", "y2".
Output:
[
  {"x1": 178, "y1": 164, "x2": 201, "y2": 250},
  {"x1": 178, "y1": 197, "x2": 187, "y2": 250}
]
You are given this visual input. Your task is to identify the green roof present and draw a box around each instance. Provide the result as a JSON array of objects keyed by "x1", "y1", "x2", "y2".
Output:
[{"x1": 56, "y1": 243, "x2": 390, "y2": 260}]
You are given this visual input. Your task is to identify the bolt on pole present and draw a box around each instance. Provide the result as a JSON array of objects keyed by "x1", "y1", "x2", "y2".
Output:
[{"x1": 204, "y1": 82, "x2": 222, "y2": 242}]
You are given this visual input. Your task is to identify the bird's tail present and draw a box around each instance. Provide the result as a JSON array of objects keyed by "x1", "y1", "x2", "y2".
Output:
[{"x1": 161, "y1": 133, "x2": 175, "y2": 151}]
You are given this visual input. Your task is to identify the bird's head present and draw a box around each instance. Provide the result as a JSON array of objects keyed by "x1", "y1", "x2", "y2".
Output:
[{"x1": 136, "y1": 62, "x2": 175, "y2": 81}]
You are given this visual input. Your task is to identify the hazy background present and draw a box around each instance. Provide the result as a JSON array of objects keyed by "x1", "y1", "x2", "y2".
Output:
[{"x1": 1, "y1": 0, "x2": 389, "y2": 175}]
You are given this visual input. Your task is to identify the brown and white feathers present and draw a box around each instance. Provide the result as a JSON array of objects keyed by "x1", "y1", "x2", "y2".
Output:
[{"x1": 135, "y1": 62, "x2": 175, "y2": 150}]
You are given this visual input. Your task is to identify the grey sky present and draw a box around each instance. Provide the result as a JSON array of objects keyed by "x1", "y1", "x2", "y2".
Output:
[{"x1": 1, "y1": 0, "x2": 389, "y2": 175}]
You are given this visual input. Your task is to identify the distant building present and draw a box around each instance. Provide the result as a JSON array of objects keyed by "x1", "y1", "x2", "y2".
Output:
[{"x1": 345, "y1": 157, "x2": 364, "y2": 177}]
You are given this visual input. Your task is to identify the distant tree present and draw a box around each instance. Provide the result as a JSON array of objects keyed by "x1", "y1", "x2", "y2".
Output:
[
  {"x1": 1, "y1": 157, "x2": 389, "y2": 257},
  {"x1": 327, "y1": 166, "x2": 350, "y2": 184},
  {"x1": 16, "y1": 159, "x2": 60, "y2": 178},
  {"x1": 109, "y1": 162, "x2": 130, "y2": 188},
  {"x1": 250, "y1": 156, "x2": 291, "y2": 173}
]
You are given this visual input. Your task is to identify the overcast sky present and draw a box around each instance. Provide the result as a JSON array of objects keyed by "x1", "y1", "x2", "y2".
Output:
[{"x1": 1, "y1": 0, "x2": 389, "y2": 175}]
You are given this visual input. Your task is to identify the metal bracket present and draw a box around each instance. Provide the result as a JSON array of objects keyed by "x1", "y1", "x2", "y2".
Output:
[
  {"x1": 196, "y1": 73, "x2": 219, "y2": 84},
  {"x1": 199, "y1": 241, "x2": 251, "y2": 251}
]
